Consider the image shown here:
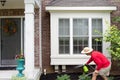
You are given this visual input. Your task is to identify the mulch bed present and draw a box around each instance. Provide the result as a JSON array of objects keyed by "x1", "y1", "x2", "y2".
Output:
[
  {"x1": 40, "y1": 73, "x2": 81, "y2": 80},
  {"x1": 40, "y1": 72, "x2": 120, "y2": 80}
]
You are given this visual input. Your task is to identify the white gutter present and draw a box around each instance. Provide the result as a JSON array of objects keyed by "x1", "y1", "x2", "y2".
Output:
[{"x1": 46, "y1": 6, "x2": 117, "y2": 11}]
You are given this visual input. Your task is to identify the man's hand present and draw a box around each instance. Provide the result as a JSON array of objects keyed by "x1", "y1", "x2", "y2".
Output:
[{"x1": 94, "y1": 70, "x2": 99, "y2": 74}]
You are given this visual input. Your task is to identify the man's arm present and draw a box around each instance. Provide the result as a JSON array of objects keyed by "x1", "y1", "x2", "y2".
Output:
[{"x1": 86, "y1": 57, "x2": 93, "y2": 65}]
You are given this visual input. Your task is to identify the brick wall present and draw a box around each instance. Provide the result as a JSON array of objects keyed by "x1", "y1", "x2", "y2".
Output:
[
  {"x1": 0, "y1": 9, "x2": 24, "y2": 16},
  {"x1": 109, "y1": 0, "x2": 120, "y2": 75},
  {"x1": 41, "y1": 0, "x2": 55, "y2": 73},
  {"x1": 110, "y1": 0, "x2": 120, "y2": 28},
  {"x1": 0, "y1": 9, "x2": 40, "y2": 67},
  {"x1": 34, "y1": 9, "x2": 40, "y2": 67}
]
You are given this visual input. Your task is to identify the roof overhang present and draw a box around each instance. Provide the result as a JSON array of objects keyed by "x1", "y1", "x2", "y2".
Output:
[{"x1": 46, "y1": 6, "x2": 117, "y2": 11}]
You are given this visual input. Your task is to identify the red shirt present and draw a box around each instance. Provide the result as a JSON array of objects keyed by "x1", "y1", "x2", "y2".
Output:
[{"x1": 86, "y1": 51, "x2": 110, "y2": 71}]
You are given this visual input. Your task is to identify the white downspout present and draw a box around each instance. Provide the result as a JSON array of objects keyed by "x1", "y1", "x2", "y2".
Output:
[{"x1": 38, "y1": 0, "x2": 42, "y2": 73}]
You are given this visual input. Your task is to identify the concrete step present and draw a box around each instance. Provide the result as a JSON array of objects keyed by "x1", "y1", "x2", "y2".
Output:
[{"x1": 0, "y1": 69, "x2": 41, "y2": 80}]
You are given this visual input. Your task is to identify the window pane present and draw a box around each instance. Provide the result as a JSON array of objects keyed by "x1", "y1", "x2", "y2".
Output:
[
  {"x1": 73, "y1": 37, "x2": 88, "y2": 54},
  {"x1": 92, "y1": 19, "x2": 103, "y2": 52},
  {"x1": 92, "y1": 19, "x2": 102, "y2": 35},
  {"x1": 73, "y1": 18, "x2": 88, "y2": 54},
  {"x1": 59, "y1": 37, "x2": 70, "y2": 54},
  {"x1": 59, "y1": 19, "x2": 70, "y2": 54},
  {"x1": 73, "y1": 19, "x2": 88, "y2": 36},
  {"x1": 59, "y1": 19, "x2": 69, "y2": 37},
  {"x1": 92, "y1": 37, "x2": 102, "y2": 52}
]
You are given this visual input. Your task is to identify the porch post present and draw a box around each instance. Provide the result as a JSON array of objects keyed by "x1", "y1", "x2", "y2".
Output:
[{"x1": 24, "y1": 0, "x2": 35, "y2": 77}]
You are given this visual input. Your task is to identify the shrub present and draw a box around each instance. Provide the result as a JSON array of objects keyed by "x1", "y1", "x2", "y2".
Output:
[
  {"x1": 56, "y1": 74, "x2": 71, "y2": 80},
  {"x1": 108, "y1": 76, "x2": 114, "y2": 80},
  {"x1": 104, "y1": 25, "x2": 120, "y2": 60},
  {"x1": 95, "y1": 24, "x2": 120, "y2": 61},
  {"x1": 78, "y1": 73, "x2": 91, "y2": 80}
]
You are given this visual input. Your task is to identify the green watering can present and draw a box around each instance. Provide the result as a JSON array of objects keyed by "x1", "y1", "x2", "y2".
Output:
[{"x1": 83, "y1": 65, "x2": 89, "y2": 73}]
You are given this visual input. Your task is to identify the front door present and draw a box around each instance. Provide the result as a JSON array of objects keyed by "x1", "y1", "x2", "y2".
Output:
[{"x1": 0, "y1": 18, "x2": 24, "y2": 67}]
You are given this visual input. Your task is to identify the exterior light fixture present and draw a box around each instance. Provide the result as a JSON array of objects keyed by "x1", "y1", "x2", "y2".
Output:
[{"x1": 0, "y1": 0, "x2": 6, "y2": 6}]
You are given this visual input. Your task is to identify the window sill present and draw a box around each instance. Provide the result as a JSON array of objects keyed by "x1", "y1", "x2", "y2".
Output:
[{"x1": 50, "y1": 55, "x2": 94, "y2": 65}]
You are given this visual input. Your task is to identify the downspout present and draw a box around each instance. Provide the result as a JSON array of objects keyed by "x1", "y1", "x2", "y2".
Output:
[
  {"x1": 39, "y1": 0, "x2": 42, "y2": 73},
  {"x1": 35, "y1": 0, "x2": 43, "y2": 73}
]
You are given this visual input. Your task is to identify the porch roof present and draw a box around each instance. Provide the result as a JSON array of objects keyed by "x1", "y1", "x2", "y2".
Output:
[
  {"x1": 46, "y1": 0, "x2": 117, "y2": 11},
  {"x1": 46, "y1": 0, "x2": 115, "y2": 7},
  {"x1": 0, "y1": 0, "x2": 40, "y2": 9}
]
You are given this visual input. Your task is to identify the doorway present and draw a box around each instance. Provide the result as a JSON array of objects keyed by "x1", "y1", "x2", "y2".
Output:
[{"x1": 0, "y1": 17, "x2": 24, "y2": 67}]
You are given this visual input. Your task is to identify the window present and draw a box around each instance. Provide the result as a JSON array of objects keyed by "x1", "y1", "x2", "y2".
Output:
[
  {"x1": 59, "y1": 18, "x2": 103, "y2": 54},
  {"x1": 73, "y1": 19, "x2": 89, "y2": 54},
  {"x1": 92, "y1": 19, "x2": 102, "y2": 51},
  {"x1": 59, "y1": 19, "x2": 70, "y2": 54}
]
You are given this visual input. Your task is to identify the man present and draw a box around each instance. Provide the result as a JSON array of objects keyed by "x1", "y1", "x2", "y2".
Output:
[{"x1": 81, "y1": 47, "x2": 111, "y2": 80}]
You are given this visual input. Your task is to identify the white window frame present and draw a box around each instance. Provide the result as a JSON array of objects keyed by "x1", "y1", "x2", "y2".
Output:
[{"x1": 50, "y1": 11, "x2": 111, "y2": 65}]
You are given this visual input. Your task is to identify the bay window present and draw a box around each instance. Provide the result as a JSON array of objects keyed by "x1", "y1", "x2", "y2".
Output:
[
  {"x1": 46, "y1": 4, "x2": 116, "y2": 72},
  {"x1": 49, "y1": 12, "x2": 111, "y2": 65}
]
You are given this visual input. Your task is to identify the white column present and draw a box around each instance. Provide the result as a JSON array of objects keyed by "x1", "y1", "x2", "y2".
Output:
[{"x1": 24, "y1": 0, "x2": 35, "y2": 77}]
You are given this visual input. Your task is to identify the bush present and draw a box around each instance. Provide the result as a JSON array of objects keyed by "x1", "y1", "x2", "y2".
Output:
[
  {"x1": 95, "y1": 24, "x2": 120, "y2": 61},
  {"x1": 104, "y1": 25, "x2": 120, "y2": 60},
  {"x1": 56, "y1": 74, "x2": 71, "y2": 80},
  {"x1": 78, "y1": 73, "x2": 91, "y2": 80},
  {"x1": 108, "y1": 76, "x2": 114, "y2": 80}
]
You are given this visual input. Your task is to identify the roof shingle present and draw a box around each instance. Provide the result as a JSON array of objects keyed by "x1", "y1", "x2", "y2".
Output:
[{"x1": 47, "y1": 0, "x2": 114, "y2": 7}]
